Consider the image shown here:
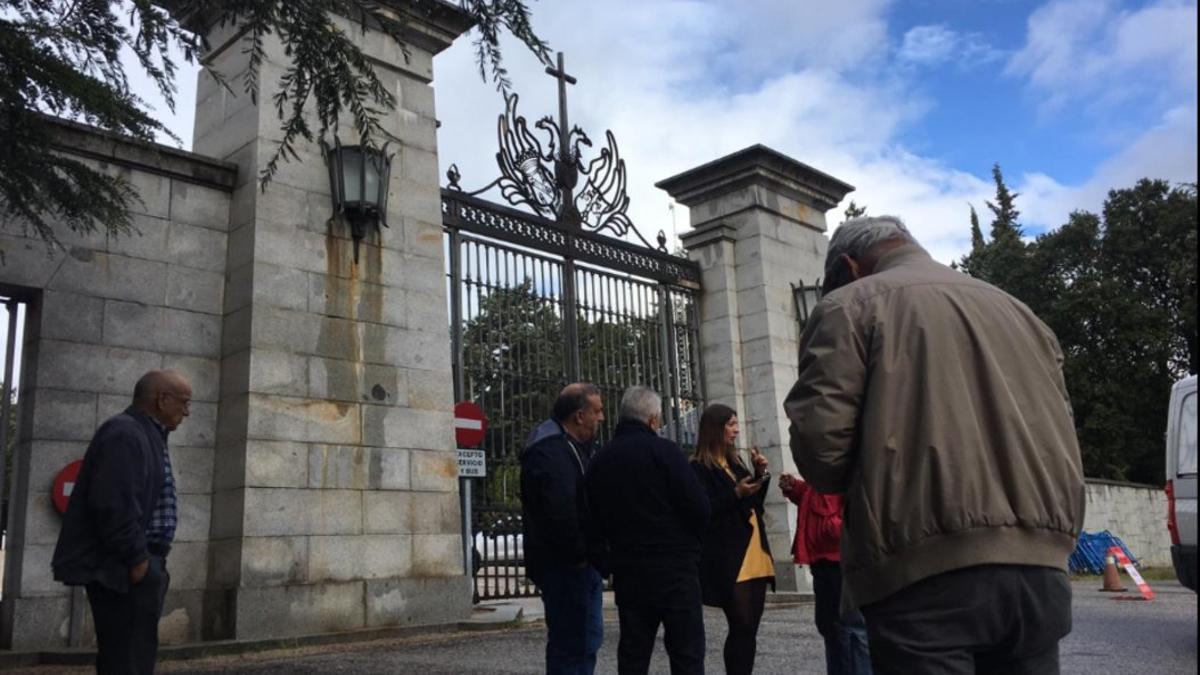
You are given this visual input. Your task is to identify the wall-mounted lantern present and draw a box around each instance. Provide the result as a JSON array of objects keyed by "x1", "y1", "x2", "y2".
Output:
[
  {"x1": 322, "y1": 139, "x2": 394, "y2": 263},
  {"x1": 791, "y1": 279, "x2": 823, "y2": 332}
]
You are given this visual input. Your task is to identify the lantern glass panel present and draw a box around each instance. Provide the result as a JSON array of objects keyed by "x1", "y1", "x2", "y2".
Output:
[
  {"x1": 804, "y1": 287, "x2": 821, "y2": 316},
  {"x1": 341, "y1": 148, "x2": 364, "y2": 205},
  {"x1": 363, "y1": 155, "x2": 381, "y2": 209}
]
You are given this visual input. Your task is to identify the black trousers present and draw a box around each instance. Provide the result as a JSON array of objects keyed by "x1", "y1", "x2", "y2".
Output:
[
  {"x1": 719, "y1": 578, "x2": 768, "y2": 675},
  {"x1": 860, "y1": 564, "x2": 1071, "y2": 675},
  {"x1": 86, "y1": 554, "x2": 170, "y2": 675},
  {"x1": 616, "y1": 602, "x2": 705, "y2": 675}
]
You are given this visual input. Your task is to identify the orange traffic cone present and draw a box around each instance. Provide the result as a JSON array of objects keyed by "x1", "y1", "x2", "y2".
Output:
[{"x1": 1099, "y1": 555, "x2": 1127, "y2": 592}]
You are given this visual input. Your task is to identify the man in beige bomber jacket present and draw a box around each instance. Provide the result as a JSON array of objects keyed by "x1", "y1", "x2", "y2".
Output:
[{"x1": 784, "y1": 216, "x2": 1085, "y2": 675}]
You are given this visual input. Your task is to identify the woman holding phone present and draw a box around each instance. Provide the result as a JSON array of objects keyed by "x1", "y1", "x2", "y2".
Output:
[{"x1": 691, "y1": 403, "x2": 774, "y2": 675}]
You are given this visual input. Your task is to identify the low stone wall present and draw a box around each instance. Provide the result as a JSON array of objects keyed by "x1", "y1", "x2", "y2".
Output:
[
  {"x1": 0, "y1": 118, "x2": 237, "y2": 649},
  {"x1": 1083, "y1": 479, "x2": 1170, "y2": 567}
]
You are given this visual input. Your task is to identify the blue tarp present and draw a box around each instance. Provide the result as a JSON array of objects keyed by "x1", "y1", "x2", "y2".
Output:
[{"x1": 1069, "y1": 530, "x2": 1139, "y2": 575}]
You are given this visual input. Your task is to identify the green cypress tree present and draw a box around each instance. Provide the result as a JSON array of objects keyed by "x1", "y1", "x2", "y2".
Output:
[
  {"x1": 986, "y1": 162, "x2": 1023, "y2": 241},
  {"x1": 843, "y1": 200, "x2": 868, "y2": 220},
  {"x1": 955, "y1": 204, "x2": 989, "y2": 276}
]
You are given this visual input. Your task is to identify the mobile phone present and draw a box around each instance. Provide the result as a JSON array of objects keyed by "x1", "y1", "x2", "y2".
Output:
[{"x1": 750, "y1": 471, "x2": 771, "y2": 485}]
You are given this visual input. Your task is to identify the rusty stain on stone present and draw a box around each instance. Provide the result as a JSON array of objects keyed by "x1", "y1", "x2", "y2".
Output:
[{"x1": 432, "y1": 455, "x2": 456, "y2": 478}]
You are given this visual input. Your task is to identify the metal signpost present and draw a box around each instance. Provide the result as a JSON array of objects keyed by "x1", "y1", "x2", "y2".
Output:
[{"x1": 455, "y1": 401, "x2": 487, "y2": 576}]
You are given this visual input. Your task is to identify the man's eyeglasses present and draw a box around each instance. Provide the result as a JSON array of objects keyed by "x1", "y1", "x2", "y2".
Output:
[{"x1": 163, "y1": 393, "x2": 191, "y2": 410}]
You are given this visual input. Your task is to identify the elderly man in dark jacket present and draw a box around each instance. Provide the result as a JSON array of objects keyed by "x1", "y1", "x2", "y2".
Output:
[
  {"x1": 587, "y1": 385, "x2": 711, "y2": 675},
  {"x1": 521, "y1": 382, "x2": 606, "y2": 675},
  {"x1": 52, "y1": 369, "x2": 191, "y2": 675}
]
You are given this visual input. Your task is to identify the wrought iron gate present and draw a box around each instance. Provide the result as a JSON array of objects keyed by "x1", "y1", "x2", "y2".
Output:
[{"x1": 442, "y1": 74, "x2": 704, "y2": 601}]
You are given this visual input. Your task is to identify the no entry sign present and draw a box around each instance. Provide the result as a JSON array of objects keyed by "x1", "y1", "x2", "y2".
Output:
[
  {"x1": 52, "y1": 459, "x2": 83, "y2": 515},
  {"x1": 454, "y1": 401, "x2": 487, "y2": 448}
]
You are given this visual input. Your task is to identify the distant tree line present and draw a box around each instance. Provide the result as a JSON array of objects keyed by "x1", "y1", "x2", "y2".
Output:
[{"x1": 956, "y1": 166, "x2": 1197, "y2": 484}]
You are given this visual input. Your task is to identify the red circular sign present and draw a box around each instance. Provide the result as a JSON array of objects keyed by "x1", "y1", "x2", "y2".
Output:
[
  {"x1": 52, "y1": 460, "x2": 83, "y2": 515},
  {"x1": 454, "y1": 401, "x2": 487, "y2": 448}
]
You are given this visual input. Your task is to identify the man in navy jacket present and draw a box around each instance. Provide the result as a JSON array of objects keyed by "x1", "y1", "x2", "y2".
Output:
[
  {"x1": 521, "y1": 382, "x2": 606, "y2": 674},
  {"x1": 52, "y1": 370, "x2": 191, "y2": 675},
  {"x1": 587, "y1": 386, "x2": 711, "y2": 675}
]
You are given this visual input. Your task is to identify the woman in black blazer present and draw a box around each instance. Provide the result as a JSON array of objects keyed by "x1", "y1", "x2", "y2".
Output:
[{"x1": 691, "y1": 403, "x2": 774, "y2": 675}]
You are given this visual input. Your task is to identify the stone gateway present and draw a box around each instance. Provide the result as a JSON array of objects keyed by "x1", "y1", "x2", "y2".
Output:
[{"x1": 0, "y1": 1, "x2": 848, "y2": 651}]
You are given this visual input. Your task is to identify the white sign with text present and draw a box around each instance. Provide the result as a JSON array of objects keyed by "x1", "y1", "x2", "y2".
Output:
[{"x1": 457, "y1": 448, "x2": 486, "y2": 478}]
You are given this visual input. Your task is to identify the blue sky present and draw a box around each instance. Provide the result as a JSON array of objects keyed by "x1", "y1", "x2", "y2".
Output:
[
  {"x1": 129, "y1": 0, "x2": 1196, "y2": 264},
  {"x1": 427, "y1": 0, "x2": 1198, "y2": 262},
  {"x1": 887, "y1": 0, "x2": 1181, "y2": 185},
  {"x1": 891, "y1": 1, "x2": 1085, "y2": 179}
]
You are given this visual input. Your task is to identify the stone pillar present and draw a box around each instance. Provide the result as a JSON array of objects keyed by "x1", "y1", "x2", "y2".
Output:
[
  {"x1": 657, "y1": 146, "x2": 853, "y2": 594},
  {"x1": 191, "y1": 3, "x2": 474, "y2": 639}
]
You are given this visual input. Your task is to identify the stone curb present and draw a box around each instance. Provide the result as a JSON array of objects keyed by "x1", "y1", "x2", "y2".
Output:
[
  {"x1": 0, "y1": 595, "x2": 815, "y2": 669},
  {"x1": 765, "y1": 591, "x2": 816, "y2": 608},
  {"x1": 0, "y1": 618, "x2": 530, "y2": 669}
]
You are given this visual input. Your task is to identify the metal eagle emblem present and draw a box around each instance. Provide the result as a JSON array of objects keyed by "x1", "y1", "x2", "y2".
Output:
[{"x1": 447, "y1": 88, "x2": 664, "y2": 251}]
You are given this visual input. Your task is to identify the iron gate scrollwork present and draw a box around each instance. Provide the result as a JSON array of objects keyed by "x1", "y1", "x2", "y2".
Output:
[{"x1": 444, "y1": 72, "x2": 704, "y2": 601}]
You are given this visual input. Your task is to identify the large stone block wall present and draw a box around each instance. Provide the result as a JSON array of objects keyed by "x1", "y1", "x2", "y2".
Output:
[
  {"x1": 193, "y1": 7, "x2": 472, "y2": 640},
  {"x1": 1, "y1": 3, "x2": 475, "y2": 648},
  {"x1": 1083, "y1": 479, "x2": 1171, "y2": 567},
  {"x1": 0, "y1": 121, "x2": 236, "y2": 649}
]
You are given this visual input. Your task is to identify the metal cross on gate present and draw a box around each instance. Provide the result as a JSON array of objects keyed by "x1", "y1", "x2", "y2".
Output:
[
  {"x1": 545, "y1": 52, "x2": 581, "y2": 378},
  {"x1": 544, "y1": 52, "x2": 582, "y2": 229},
  {"x1": 440, "y1": 52, "x2": 707, "y2": 602}
]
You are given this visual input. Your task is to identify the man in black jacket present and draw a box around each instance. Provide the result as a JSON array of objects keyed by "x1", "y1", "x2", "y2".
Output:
[
  {"x1": 52, "y1": 369, "x2": 191, "y2": 675},
  {"x1": 521, "y1": 382, "x2": 606, "y2": 674},
  {"x1": 587, "y1": 386, "x2": 711, "y2": 675}
]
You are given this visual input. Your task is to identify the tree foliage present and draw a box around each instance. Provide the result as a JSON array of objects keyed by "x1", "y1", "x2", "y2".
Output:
[
  {"x1": 460, "y1": 277, "x2": 670, "y2": 509},
  {"x1": 843, "y1": 200, "x2": 867, "y2": 220},
  {"x1": 460, "y1": 279, "x2": 564, "y2": 510},
  {"x1": 0, "y1": 0, "x2": 550, "y2": 250},
  {"x1": 960, "y1": 170, "x2": 1197, "y2": 484}
]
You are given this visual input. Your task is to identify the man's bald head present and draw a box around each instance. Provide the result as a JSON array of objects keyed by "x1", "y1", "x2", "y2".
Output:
[
  {"x1": 133, "y1": 370, "x2": 188, "y2": 403},
  {"x1": 133, "y1": 370, "x2": 192, "y2": 431}
]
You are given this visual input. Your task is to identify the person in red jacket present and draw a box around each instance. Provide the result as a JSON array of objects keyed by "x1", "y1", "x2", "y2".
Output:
[{"x1": 780, "y1": 473, "x2": 872, "y2": 675}]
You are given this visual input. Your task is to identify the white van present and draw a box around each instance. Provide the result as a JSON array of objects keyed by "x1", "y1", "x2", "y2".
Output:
[{"x1": 1167, "y1": 374, "x2": 1197, "y2": 591}]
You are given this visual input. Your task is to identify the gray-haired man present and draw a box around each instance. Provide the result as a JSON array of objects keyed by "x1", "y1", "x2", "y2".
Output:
[
  {"x1": 586, "y1": 386, "x2": 711, "y2": 674},
  {"x1": 785, "y1": 216, "x2": 1085, "y2": 674}
]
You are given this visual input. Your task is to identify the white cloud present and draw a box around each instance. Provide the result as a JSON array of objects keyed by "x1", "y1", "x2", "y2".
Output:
[
  {"x1": 899, "y1": 25, "x2": 959, "y2": 64},
  {"x1": 1003, "y1": 0, "x2": 1198, "y2": 233},
  {"x1": 898, "y1": 24, "x2": 1003, "y2": 68},
  {"x1": 1008, "y1": 0, "x2": 1198, "y2": 111},
  {"x1": 434, "y1": 0, "x2": 988, "y2": 264},
  {"x1": 1017, "y1": 104, "x2": 1198, "y2": 229},
  {"x1": 703, "y1": 0, "x2": 894, "y2": 77},
  {"x1": 120, "y1": 0, "x2": 1196, "y2": 266}
]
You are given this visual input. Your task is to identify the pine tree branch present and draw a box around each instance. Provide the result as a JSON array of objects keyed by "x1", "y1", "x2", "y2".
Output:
[{"x1": 1, "y1": 0, "x2": 552, "y2": 252}]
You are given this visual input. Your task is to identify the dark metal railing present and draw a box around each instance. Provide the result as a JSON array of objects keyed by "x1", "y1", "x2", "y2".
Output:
[
  {"x1": 445, "y1": 201, "x2": 704, "y2": 601},
  {"x1": 443, "y1": 190, "x2": 700, "y2": 288}
]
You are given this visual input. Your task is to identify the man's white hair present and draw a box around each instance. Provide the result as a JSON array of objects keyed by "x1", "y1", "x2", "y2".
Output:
[
  {"x1": 619, "y1": 385, "x2": 662, "y2": 424},
  {"x1": 825, "y1": 215, "x2": 919, "y2": 271}
]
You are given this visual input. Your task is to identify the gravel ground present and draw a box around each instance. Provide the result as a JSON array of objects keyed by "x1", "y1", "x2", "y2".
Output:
[{"x1": 11, "y1": 580, "x2": 1195, "y2": 674}]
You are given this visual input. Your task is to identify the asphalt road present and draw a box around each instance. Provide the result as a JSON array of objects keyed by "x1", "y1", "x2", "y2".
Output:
[{"x1": 13, "y1": 580, "x2": 1196, "y2": 674}]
